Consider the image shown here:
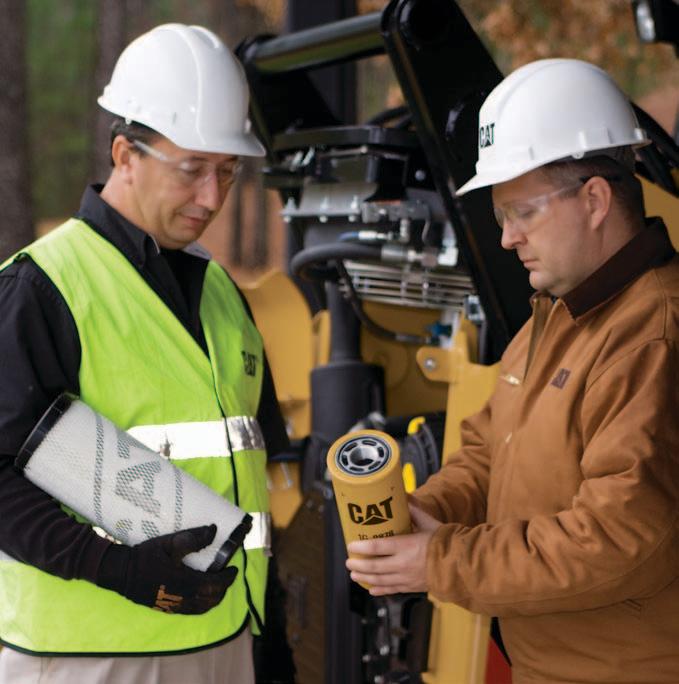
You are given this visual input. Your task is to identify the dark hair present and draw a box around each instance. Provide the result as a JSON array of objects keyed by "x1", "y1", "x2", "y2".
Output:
[
  {"x1": 109, "y1": 117, "x2": 161, "y2": 166},
  {"x1": 539, "y1": 151, "x2": 645, "y2": 222}
]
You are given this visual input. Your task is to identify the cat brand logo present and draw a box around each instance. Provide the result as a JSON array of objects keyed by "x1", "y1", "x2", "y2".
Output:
[
  {"x1": 479, "y1": 122, "x2": 495, "y2": 149},
  {"x1": 347, "y1": 496, "x2": 394, "y2": 526},
  {"x1": 241, "y1": 351, "x2": 258, "y2": 377}
]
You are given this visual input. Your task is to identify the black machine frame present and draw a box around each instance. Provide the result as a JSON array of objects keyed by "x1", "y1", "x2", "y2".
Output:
[
  {"x1": 237, "y1": 2, "x2": 679, "y2": 683},
  {"x1": 238, "y1": 0, "x2": 534, "y2": 361}
]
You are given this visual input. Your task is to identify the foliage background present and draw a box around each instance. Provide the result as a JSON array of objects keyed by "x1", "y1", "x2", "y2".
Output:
[
  {"x1": 357, "y1": 0, "x2": 678, "y2": 139},
  {"x1": 10, "y1": 0, "x2": 679, "y2": 271}
]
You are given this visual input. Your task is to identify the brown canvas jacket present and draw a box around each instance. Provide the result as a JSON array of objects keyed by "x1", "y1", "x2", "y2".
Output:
[{"x1": 413, "y1": 219, "x2": 679, "y2": 683}]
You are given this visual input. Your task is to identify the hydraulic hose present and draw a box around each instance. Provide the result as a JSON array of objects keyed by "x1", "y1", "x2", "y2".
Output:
[
  {"x1": 334, "y1": 260, "x2": 432, "y2": 346},
  {"x1": 290, "y1": 242, "x2": 432, "y2": 345},
  {"x1": 290, "y1": 242, "x2": 382, "y2": 281}
]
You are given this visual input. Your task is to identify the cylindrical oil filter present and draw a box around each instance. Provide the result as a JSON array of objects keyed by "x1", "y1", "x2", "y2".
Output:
[
  {"x1": 327, "y1": 430, "x2": 411, "y2": 567},
  {"x1": 16, "y1": 394, "x2": 251, "y2": 572}
]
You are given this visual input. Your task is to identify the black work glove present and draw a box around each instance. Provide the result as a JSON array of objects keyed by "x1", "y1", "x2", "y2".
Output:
[{"x1": 96, "y1": 524, "x2": 238, "y2": 615}]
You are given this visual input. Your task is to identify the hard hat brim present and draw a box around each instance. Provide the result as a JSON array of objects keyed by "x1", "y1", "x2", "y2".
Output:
[
  {"x1": 456, "y1": 136, "x2": 650, "y2": 197},
  {"x1": 98, "y1": 97, "x2": 267, "y2": 157},
  {"x1": 455, "y1": 168, "x2": 522, "y2": 196},
  {"x1": 185, "y1": 132, "x2": 267, "y2": 158}
]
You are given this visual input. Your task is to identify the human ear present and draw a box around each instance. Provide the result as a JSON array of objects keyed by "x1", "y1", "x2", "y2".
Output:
[
  {"x1": 110, "y1": 135, "x2": 135, "y2": 183},
  {"x1": 583, "y1": 176, "x2": 612, "y2": 230}
]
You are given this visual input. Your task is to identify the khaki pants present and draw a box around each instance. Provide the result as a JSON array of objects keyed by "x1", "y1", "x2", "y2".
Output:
[{"x1": 0, "y1": 629, "x2": 254, "y2": 684}]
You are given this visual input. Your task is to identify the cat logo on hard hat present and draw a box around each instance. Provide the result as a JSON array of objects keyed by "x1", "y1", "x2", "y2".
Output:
[
  {"x1": 479, "y1": 123, "x2": 495, "y2": 149},
  {"x1": 347, "y1": 496, "x2": 394, "y2": 525}
]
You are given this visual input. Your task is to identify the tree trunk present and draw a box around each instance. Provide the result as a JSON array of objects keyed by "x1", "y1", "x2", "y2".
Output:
[
  {"x1": 88, "y1": 0, "x2": 128, "y2": 185},
  {"x1": 0, "y1": 0, "x2": 33, "y2": 259}
]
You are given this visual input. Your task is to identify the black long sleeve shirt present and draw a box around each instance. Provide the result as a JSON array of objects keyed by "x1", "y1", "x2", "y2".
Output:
[{"x1": 0, "y1": 185, "x2": 289, "y2": 583}]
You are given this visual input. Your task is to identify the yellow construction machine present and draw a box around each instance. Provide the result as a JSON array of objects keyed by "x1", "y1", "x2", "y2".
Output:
[{"x1": 234, "y1": 1, "x2": 679, "y2": 682}]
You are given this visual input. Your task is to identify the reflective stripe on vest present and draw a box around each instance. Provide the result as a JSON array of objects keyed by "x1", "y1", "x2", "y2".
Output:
[
  {"x1": 128, "y1": 418, "x2": 265, "y2": 460},
  {"x1": 90, "y1": 512, "x2": 272, "y2": 554},
  {"x1": 245, "y1": 512, "x2": 272, "y2": 554}
]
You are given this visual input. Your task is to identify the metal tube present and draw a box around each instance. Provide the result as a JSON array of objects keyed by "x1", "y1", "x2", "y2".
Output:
[{"x1": 250, "y1": 12, "x2": 383, "y2": 73}]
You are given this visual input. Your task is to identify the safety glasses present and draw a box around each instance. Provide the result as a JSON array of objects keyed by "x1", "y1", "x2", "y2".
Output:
[
  {"x1": 132, "y1": 140, "x2": 242, "y2": 191},
  {"x1": 492, "y1": 182, "x2": 584, "y2": 232},
  {"x1": 493, "y1": 175, "x2": 622, "y2": 232}
]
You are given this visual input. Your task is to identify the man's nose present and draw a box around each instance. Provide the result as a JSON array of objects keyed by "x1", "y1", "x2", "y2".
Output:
[
  {"x1": 500, "y1": 220, "x2": 525, "y2": 250},
  {"x1": 194, "y1": 173, "x2": 222, "y2": 211}
]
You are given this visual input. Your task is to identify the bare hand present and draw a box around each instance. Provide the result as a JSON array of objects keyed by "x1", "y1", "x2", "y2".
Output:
[{"x1": 345, "y1": 504, "x2": 441, "y2": 596}]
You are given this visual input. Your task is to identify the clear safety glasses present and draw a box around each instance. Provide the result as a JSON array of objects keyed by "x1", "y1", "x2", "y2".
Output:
[
  {"x1": 492, "y1": 174, "x2": 622, "y2": 232},
  {"x1": 492, "y1": 182, "x2": 584, "y2": 232},
  {"x1": 132, "y1": 140, "x2": 242, "y2": 191}
]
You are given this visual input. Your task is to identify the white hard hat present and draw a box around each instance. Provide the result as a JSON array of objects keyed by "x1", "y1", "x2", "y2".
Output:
[
  {"x1": 456, "y1": 58, "x2": 649, "y2": 195},
  {"x1": 98, "y1": 23, "x2": 265, "y2": 157}
]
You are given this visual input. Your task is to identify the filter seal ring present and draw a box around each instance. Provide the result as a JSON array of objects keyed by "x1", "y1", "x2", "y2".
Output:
[
  {"x1": 334, "y1": 434, "x2": 392, "y2": 476},
  {"x1": 207, "y1": 513, "x2": 253, "y2": 571},
  {"x1": 16, "y1": 393, "x2": 76, "y2": 470}
]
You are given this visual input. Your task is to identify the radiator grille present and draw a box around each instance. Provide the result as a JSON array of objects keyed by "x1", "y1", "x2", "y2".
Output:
[{"x1": 343, "y1": 260, "x2": 475, "y2": 310}]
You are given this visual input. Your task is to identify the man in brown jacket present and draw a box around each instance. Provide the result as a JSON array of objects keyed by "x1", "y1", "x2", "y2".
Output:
[{"x1": 346, "y1": 59, "x2": 679, "y2": 683}]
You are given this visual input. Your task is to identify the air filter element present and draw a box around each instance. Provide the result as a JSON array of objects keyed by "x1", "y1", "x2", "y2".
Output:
[
  {"x1": 17, "y1": 394, "x2": 251, "y2": 572},
  {"x1": 327, "y1": 430, "x2": 411, "y2": 579}
]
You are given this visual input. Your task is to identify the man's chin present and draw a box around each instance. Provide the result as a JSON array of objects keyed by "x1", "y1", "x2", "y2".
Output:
[
  {"x1": 169, "y1": 218, "x2": 210, "y2": 246},
  {"x1": 529, "y1": 272, "x2": 553, "y2": 293},
  {"x1": 529, "y1": 271, "x2": 542, "y2": 288},
  {"x1": 160, "y1": 226, "x2": 204, "y2": 250}
]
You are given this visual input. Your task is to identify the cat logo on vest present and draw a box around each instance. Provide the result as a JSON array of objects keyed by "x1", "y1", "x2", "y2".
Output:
[
  {"x1": 551, "y1": 368, "x2": 571, "y2": 389},
  {"x1": 241, "y1": 351, "x2": 258, "y2": 377}
]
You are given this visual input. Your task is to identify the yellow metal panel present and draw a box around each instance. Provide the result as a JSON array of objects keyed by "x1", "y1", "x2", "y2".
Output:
[
  {"x1": 361, "y1": 301, "x2": 448, "y2": 416},
  {"x1": 642, "y1": 176, "x2": 679, "y2": 249},
  {"x1": 423, "y1": 600, "x2": 490, "y2": 684},
  {"x1": 241, "y1": 270, "x2": 311, "y2": 527},
  {"x1": 416, "y1": 322, "x2": 500, "y2": 683},
  {"x1": 267, "y1": 461, "x2": 302, "y2": 529},
  {"x1": 240, "y1": 270, "x2": 313, "y2": 440},
  {"x1": 417, "y1": 323, "x2": 499, "y2": 456}
]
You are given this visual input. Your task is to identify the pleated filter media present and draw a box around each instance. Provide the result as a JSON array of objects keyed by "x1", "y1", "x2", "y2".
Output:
[{"x1": 17, "y1": 395, "x2": 250, "y2": 572}]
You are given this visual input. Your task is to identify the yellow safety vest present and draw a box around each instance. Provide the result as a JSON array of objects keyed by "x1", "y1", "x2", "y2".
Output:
[{"x1": 0, "y1": 219, "x2": 269, "y2": 654}]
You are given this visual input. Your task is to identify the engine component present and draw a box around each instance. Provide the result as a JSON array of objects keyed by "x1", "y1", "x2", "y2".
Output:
[
  {"x1": 326, "y1": 430, "x2": 411, "y2": 587},
  {"x1": 343, "y1": 260, "x2": 474, "y2": 310}
]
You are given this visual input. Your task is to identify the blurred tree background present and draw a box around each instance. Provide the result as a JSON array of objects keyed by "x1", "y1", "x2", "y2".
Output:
[
  {"x1": 357, "y1": 0, "x2": 678, "y2": 134},
  {"x1": 1, "y1": 0, "x2": 677, "y2": 267}
]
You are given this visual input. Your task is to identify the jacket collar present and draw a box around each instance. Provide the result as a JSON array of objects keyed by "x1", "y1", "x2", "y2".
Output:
[
  {"x1": 557, "y1": 217, "x2": 675, "y2": 319},
  {"x1": 75, "y1": 185, "x2": 161, "y2": 269}
]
